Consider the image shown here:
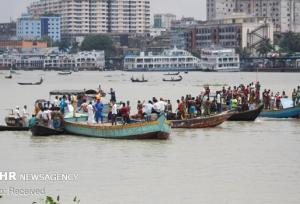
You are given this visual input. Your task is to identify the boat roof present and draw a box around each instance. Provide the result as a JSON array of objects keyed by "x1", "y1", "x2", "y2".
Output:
[{"x1": 49, "y1": 89, "x2": 98, "y2": 95}]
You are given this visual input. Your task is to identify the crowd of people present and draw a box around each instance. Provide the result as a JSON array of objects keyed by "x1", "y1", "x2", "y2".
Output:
[{"x1": 11, "y1": 83, "x2": 300, "y2": 127}]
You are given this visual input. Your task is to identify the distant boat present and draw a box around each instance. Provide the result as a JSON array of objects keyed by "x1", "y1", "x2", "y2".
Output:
[
  {"x1": 131, "y1": 75, "x2": 148, "y2": 83},
  {"x1": 260, "y1": 106, "x2": 300, "y2": 118},
  {"x1": 164, "y1": 72, "x2": 180, "y2": 76},
  {"x1": 5, "y1": 75, "x2": 12, "y2": 79},
  {"x1": 228, "y1": 104, "x2": 264, "y2": 121},
  {"x1": 58, "y1": 71, "x2": 72, "y2": 75},
  {"x1": 64, "y1": 115, "x2": 171, "y2": 139},
  {"x1": 162, "y1": 75, "x2": 183, "y2": 82},
  {"x1": 18, "y1": 77, "x2": 43, "y2": 85}
]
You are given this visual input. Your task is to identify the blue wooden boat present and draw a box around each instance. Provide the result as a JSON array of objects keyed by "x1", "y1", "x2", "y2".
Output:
[
  {"x1": 64, "y1": 115, "x2": 171, "y2": 139},
  {"x1": 260, "y1": 106, "x2": 300, "y2": 118}
]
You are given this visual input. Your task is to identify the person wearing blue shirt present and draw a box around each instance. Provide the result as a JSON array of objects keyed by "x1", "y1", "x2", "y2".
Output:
[{"x1": 94, "y1": 98, "x2": 104, "y2": 124}]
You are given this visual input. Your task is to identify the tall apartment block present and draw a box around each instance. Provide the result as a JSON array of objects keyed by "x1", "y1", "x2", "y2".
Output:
[
  {"x1": 16, "y1": 13, "x2": 61, "y2": 41},
  {"x1": 28, "y1": 0, "x2": 151, "y2": 37},
  {"x1": 207, "y1": 0, "x2": 300, "y2": 32}
]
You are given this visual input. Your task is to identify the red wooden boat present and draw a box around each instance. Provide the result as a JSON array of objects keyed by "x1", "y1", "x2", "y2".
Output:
[{"x1": 170, "y1": 111, "x2": 233, "y2": 128}]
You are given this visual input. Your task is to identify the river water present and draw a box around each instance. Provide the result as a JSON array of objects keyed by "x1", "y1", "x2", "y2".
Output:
[{"x1": 0, "y1": 71, "x2": 300, "y2": 204}]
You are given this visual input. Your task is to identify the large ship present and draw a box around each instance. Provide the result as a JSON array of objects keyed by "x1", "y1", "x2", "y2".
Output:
[
  {"x1": 201, "y1": 47, "x2": 240, "y2": 72},
  {"x1": 124, "y1": 47, "x2": 201, "y2": 71}
]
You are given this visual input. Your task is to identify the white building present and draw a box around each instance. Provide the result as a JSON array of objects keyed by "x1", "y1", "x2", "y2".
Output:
[
  {"x1": 154, "y1": 13, "x2": 176, "y2": 30},
  {"x1": 124, "y1": 47, "x2": 201, "y2": 71},
  {"x1": 44, "y1": 51, "x2": 105, "y2": 70},
  {"x1": 28, "y1": 0, "x2": 151, "y2": 36},
  {"x1": 201, "y1": 46, "x2": 240, "y2": 72},
  {"x1": 207, "y1": 0, "x2": 300, "y2": 32},
  {"x1": 0, "y1": 50, "x2": 105, "y2": 70}
]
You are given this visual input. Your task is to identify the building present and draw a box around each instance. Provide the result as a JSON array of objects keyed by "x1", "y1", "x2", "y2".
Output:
[
  {"x1": 154, "y1": 13, "x2": 176, "y2": 30},
  {"x1": 207, "y1": 0, "x2": 300, "y2": 33},
  {"x1": 0, "y1": 22, "x2": 16, "y2": 40},
  {"x1": 28, "y1": 0, "x2": 151, "y2": 37},
  {"x1": 0, "y1": 50, "x2": 105, "y2": 70},
  {"x1": 16, "y1": 14, "x2": 61, "y2": 41},
  {"x1": 185, "y1": 14, "x2": 274, "y2": 55},
  {"x1": 201, "y1": 46, "x2": 240, "y2": 72},
  {"x1": 0, "y1": 40, "x2": 48, "y2": 51}
]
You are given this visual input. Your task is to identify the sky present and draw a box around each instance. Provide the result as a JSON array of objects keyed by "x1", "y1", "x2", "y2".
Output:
[{"x1": 0, "y1": 0, "x2": 206, "y2": 23}]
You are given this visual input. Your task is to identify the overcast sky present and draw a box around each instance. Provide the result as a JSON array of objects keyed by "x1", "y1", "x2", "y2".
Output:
[{"x1": 0, "y1": 0, "x2": 206, "y2": 23}]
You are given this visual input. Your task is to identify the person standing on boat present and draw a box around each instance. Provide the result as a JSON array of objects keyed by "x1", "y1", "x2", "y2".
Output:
[
  {"x1": 71, "y1": 95, "x2": 78, "y2": 117},
  {"x1": 94, "y1": 97, "x2": 104, "y2": 124},
  {"x1": 87, "y1": 102, "x2": 94, "y2": 125},
  {"x1": 143, "y1": 101, "x2": 153, "y2": 121},
  {"x1": 111, "y1": 100, "x2": 118, "y2": 125},
  {"x1": 119, "y1": 102, "x2": 130, "y2": 124},
  {"x1": 137, "y1": 100, "x2": 143, "y2": 118},
  {"x1": 297, "y1": 86, "x2": 300, "y2": 105},
  {"x1": 109, "y1": 88, "x2": 116, "y2": 102},
  {"x1": 21, "y1": 105, "x2": 29, "y2": 127},
  {"x1": 216, "y1": 91, "x2": 222, "y2": 113},
  {"x1": 14, "y1": 106, "x2": 22, "y2": 126},
  {"x1": 53, "y1": 96, "x2": 59, "y2": 107},
  {"x1": 292, "y1": 89, "x2": 297, "y2": 107},
  {"x1": 59, "y1": 96, "x2": 67, "y2": 115}
]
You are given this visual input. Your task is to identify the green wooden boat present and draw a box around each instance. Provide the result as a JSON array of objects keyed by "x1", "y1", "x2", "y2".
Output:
[{"x1": 64, "y1": 115, "x2": 171, "y2": 140}]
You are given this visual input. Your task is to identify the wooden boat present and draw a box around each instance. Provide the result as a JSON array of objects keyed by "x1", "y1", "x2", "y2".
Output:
[
  {"x1": 164, "y1": 72, "x2": 180, "y2": 76},
  {"x1": 184, "y1": 71, "x2": 189, "y2": 74},
  {"x1": 1, "y1": 115, "x2": 29, "y2": 131},
  {"x1": 64, "y1": 115, "x2": 171, "y2": 139},
  {"x1": 18, "y1": 77, "x2": 43, "y2": 85},
  {"x1": 163, "y1": 75, "x2": 183, "y2": 82},
  {"x1": 260, "y1": 105, "x2": 300, "y2": 118},
  {"x1": 0, "y1": 125, "x2": 29, "y2": 131},
  {"x1": 58, "y1": 71, "x2": 72, "y2": 75},
  {"x1": 30, "y1": 125, "x2": 64, "y2": 136},
  {"x1": 171, "y1": 111, "x2": 232, "y2": 128},
  {"x1": 131, "y1": 75, "x2": 148, "y2": 83},
  {"x1": 5, "y1": 75, "x2": 12, "y2": 79},
  {"x1": 228, "y1": 104, "x2": 264, "y2": 121}
]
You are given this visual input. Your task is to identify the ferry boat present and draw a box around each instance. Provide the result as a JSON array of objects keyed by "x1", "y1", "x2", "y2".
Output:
[
  {"x1": 201, "y1": 47, "x2": 240, "y2": 72},
  {"x1": 124, "y1": 47, "x2": 201, "y2": 71}
]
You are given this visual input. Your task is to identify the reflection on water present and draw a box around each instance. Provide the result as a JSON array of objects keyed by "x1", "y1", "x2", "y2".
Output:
[{"x1": 0, "y1": 71, "x2": 300, "y2": 204}]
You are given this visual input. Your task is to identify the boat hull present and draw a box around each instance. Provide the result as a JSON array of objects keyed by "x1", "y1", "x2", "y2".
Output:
[
  {"x1": 0, "y1": 125, "x2": 29, "y2": 131},
  {"x1": 228, "y1": 104, "x2": 264, "y2": 121},
  {"x1": 64, "y1": 115, "x2": 171, "y2": 139},
  {"x1": 260, "y1": 106, "x2": 300, "y2": 118},
  {"x1": 30, "y1": 125, "x2": 64, "y2": 136},
  {"x1": 171, "y1": 112, "x2": 232, "y2": 128}
]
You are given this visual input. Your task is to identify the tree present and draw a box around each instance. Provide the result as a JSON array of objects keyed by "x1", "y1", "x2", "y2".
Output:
[
  {"x1": 256, "y1": 39, "x2": 274, "y2": 57},
  {"x1": 80, "y1": 34, "x2": 116, "y2": 57},
  {"x1": 235, "y1": 47, "x2": 251, "y2": 58},
  {"x1": 279, "y1": 32, "x2": 300, "y2": 53}
]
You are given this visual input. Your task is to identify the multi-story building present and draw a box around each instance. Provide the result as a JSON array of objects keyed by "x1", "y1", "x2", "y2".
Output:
[
  {"x1": 0, "y1": 22, "x2": 16, "y2": 40},
  {"x1": 207, "y1": 0, "x2": 300, "y2": 32},
  {"x1": 0, "y1": 50, "x2": 105, "y2": 70},
  {"x1": 28, "y1": 0, "x2": 151, "y2": 37},
  {"x1": 16, "y1": 14, "x2": 61, "y2": 41},
  {"x1": 154, "y1": 13, "x2": 176, "y2": 30},
  {"x1": 184, "y1": 14, "x2": 274, "y2": 55}
]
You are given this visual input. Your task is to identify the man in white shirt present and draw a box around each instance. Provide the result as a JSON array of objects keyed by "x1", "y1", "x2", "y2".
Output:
[
  {"x1": 53, "y1": 96, "x2": 59, "y2": 107},
  {"x1": 216, "y1": 92, "x2": 222, "y2": 113},
  {"x1": 111, "y1": 101, "x2": 118, "y2": 125},
  {"x1": 87, "y1": 102, "x2": 94, "y2": 125},
  {"x1": 154, "y1": 98, "x2": 167, "y2": 114},
  {"x1": 143, "y1": 101, "x2": 154, "y2": 121},
  {"x1": 21, "y1": 105, "x2": 29, "y2": 127},
  {"x1": 14, "y1": 106, "x2": 21, "y2": 126}
]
